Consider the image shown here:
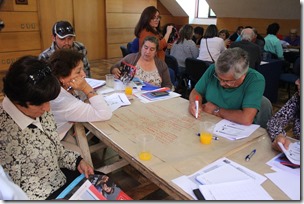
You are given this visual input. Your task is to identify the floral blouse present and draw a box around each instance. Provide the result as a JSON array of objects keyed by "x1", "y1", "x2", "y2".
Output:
[
  {"x1": 0, "y1": 106, "x2": 81, "y2": 200},
  {"x1": 135, "y1": 64, "x2": 162, "y2": 87},
  {"x1": 266, "y1": 93, "x2": 301, "y2": 141}
]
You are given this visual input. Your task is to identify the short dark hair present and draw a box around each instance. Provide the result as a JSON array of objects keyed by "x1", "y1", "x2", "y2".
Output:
[
  {"x1": 3, "y1": 56, "x2": 60, "y2": 107},
  {"x1": 142, "y1": 36, "x2": 159, "y2": 50},
  {"x1": 194, "y1": 26, "x2": 204, "y2": 35},
  {"x1": 49, "y1": 49, "x2": 84, "y2": 79},
  {"x1": 266, "y1": 23, "x2": 280, "y2": 35}
]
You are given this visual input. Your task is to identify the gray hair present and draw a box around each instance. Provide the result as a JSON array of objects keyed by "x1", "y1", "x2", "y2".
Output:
[
  {"x1": 240, "y1": 28, "x2": 255, "y2": 41},
  {"x1": 215, "y1": 47, "x2": 249, "y2": 79}
]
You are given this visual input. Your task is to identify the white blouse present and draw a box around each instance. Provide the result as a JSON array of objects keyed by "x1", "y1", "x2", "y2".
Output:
[
  {"x1": 50, "y1": 87, "x2": 112, "y2": 140},
  {"x1": 197, "y1": 37, "x2": 226, "y2": 62}
]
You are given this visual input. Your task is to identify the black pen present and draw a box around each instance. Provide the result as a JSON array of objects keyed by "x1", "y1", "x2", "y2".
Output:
[{"x1": 245, "y1": 149, "x2": 256, "y2": 161}]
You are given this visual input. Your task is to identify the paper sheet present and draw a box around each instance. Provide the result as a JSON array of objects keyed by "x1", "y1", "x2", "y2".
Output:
[
  {"x1": 104, "y1": 93, "x2": 131, "y2": 111},
  {"x1": 278, "y1": 141, "x2": 300, "y2": 165},
  {"x1": 213, "y1": 119, "x2": 260, "y2": 140}
]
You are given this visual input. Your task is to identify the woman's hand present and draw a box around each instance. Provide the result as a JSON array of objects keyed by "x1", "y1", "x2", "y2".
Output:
[
  {"x1": 68, "y1": 76, "x2": 89, "y2": 91},
  {"x1": 111, "y1": 67, "x2": 121, "y2": 79},
  {"x1": 77, "y1": 159, "x2": 94, "y2": 178},
  {"x1": 272, "y1": 134, "x2": 291, "y2": 152}
]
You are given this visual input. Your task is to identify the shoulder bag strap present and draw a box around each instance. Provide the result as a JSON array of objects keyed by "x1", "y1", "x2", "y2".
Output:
[{"x1": 205, "y1": 39, "x2": 215, "y2": 63}]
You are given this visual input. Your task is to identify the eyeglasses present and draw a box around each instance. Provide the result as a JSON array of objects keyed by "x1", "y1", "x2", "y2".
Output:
[
  {"x1": 151, "y1": 16, "x2": 161, "y2": 21},
  {"x1": 29, "y1": 66, "x2": 52, "y2": 85},
  {"x1": 213, "y1": 73, "x2": 238, "y2": 87},
  {"x1": 54, "y1": 25, "x2": 74, "y2": 37}
]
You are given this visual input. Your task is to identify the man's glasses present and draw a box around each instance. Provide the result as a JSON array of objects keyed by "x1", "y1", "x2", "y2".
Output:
[
  {"x1": 29, "y1": 66, "x2": 52, "y2": 85},
  {"x1": 55, "y1": 25, "x2": 74, "y2": 36},
  {"x1": 213, "y1": 73, "x2": 238, "y2": 87},
  {"x1": 151, "y1": 16, "x2": 162, "y2": 21}
]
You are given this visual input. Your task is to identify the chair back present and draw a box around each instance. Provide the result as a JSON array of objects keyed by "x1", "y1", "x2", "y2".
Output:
[
  {"x1": 165, "y1": 54, "x2": 179, "y2": 77},
  {"x1": 257, "y1": 59, "x2": 283, "y2": 103},
  {"x1": 120, "y1": 46, "x2": 130, "y2": 57},
  {"x1": 185, "y1": 58, "x2": 209, "y2": 89},
  {"x1": 255, "y1": 96, "x2": 273, "y2": 129}
]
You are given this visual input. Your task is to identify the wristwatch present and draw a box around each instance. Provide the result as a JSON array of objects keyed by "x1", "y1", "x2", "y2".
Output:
[{"x1": 213, "y1": 106, "x2": 220, "y2": 115}]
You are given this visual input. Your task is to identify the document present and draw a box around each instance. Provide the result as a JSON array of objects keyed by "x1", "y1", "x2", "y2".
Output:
[
  {"x1": 199, "y1": 179, "x2": 273, "y2": 200},
  {"x1": 266, "y1": 153, "x2": 300, "y2": 175},
  {"x1": 278, "y1": 141, "x2": 300, "y2": 165},
  {"x1": 104, "y1": 93, "x2": 131, "y2": 111},
  {"x1": 172, "y1": 157, "x2": 267, "y2": 200},
  {"x1": 213, "y1": 119, "x2": 260, "y2": 140},
  {"x1": 85, "y1": 78, "x2": 106, "y2": 89}
]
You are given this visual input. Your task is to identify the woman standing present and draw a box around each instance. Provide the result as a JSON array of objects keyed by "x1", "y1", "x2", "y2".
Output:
[{"x1": 134, "y1": 6, "x2": 173, "y2": 61}]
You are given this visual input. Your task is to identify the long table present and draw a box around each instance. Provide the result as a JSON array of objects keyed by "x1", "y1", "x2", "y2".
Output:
[{"x1": 77, "y1": 94, "x2": 289, "y2": 200}]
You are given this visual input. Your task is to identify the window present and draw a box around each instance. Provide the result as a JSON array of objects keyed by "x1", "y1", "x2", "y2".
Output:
[{"x1": 197, "y1": 0, "x2": 216, "y2": 18}]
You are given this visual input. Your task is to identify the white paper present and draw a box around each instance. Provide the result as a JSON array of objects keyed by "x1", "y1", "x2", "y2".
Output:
[
  {"x1": 266, "y1": 153, "x2": 300, "y2": 176},
  {"x1": 172, "y1": 157, "x2": 267, "y2": 200},
  {"x1": 199, "y1": 180, "x2": 273, "y2": 200},
  {"x1": 213, "y1": 119, "x2": 260, "y2": 140},
  {"x1": 85, "y1": 78, "x2": 106, "y2": 89},
  {"x1": 265, "y1": 170, "x2": 300, "y2": 200},
  {"x1": 278, "y1": 141, "x2": 300, "y2": 165},
  {"x1": 104, "y1": 93, "x2": 131, "y2": 112}
]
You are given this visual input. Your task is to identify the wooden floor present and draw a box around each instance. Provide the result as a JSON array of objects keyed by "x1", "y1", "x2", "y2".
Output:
[{"x1": 88, "y1": 58, "x2": 296, "y2": 200}]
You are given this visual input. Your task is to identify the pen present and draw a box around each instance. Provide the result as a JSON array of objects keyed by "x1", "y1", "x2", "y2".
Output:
[
  {"x1": 195, "y1": 95, "x2": 199, "y2": 119},
  {"x1": 196, "y1": 133, "x2": 219, "y2": 140},
  {"x1": 245, "y1": 149, "x2": 256, "y2": 161}
]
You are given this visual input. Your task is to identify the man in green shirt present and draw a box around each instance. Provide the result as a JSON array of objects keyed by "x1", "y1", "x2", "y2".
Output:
[{"x1": 188, "y1": 47, "x2": 265, "y2": 125}]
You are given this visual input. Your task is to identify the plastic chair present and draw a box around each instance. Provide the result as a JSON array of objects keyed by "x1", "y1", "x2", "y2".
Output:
[
  {"x1": 255, "y1": 96, "x2": 273, "y2": 129},
  {"x1": 120, "y1": 45, "x2": 130, "y2": 57}
]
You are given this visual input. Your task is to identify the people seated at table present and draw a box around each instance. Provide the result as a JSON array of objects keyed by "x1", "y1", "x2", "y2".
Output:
[
  {"x1": 0, "y1": 165, "x2": 29, "y2": 200},
  {"x1": 189, "y1": 47, "x2": 265, "y2": 125},
  {"x1": 230, "y1": 28, "x2": 261, "y2": 69},
  {"x1": 283, "y1": 28, "x2": 300, "y2": 49},
  {"x1": 218, "y1": 29, "x2": 231, "y2": 48},
  {"x1": 134, "y1": 6, "x2": 173, "y2": 61},
  {"x1": 170, "y1": 24, "x2": 199, "y2": 76},
  {"x1": 192, "y1": 26, "x2": 204, "y2": 48},
  {"x1": 48, "y1": 49, "x2": 112, "y2": 141},
  {"x1": 229, "y1": 26, "x2": 244, "y2": 42},
  {"x1": 39, "y1": 20, "x2": 91, "y2": 77},
  {"x1": 266, "y1": 78, "x2": 300, "y2": 152},
  {"x1": 197, "y1": 24, "x2": 226, "y2": 65},
  {"x1": 110, "y1": 36, "x2": 173, "y2": 89},
  {"x1": 264, "y1": 22, "x2": 284, "y2": 59},
  {"x1": 0, "y1": 56, "x2": 94, "y2": 199}
]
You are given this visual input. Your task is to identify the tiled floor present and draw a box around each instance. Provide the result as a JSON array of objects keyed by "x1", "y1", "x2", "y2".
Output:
[{"x1": 89, "y1": 58, "x2": 296, "y2": 200}]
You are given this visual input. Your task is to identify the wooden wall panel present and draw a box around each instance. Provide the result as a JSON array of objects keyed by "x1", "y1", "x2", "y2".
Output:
[
  {"x1": 73, "y1": 0, "x2": 106, "y2": 60},
  {"x1": 0, "y1": 12, "x2": 39, "y2": 32},
  {"x1": 107, "y1": 28, "x2": 134, "y2": 44},
  {"x1": 108, "y1": 44, "x2": 123, "y2": 58},
  {"x1": 0, "y1": 32, "x2": 41, "y2": 52},
  {"x1": 216, "y1": 17, "x2": 301, "y2": 37},
  {"x1": 106, "y1": 0, "x2": 156, "y2": 13},
  {"x1": 37, "y1": 0, "x2": 74, "y2": 51},
  {"x1": 0, "y1": 0, "x2": 37, "y2": 11},
  {"x1": 106, "y1": 13, "x2": 140, "y2": 29},
  {"x1": 0, "y1": 50, "x2": 41, "y2": 71}
]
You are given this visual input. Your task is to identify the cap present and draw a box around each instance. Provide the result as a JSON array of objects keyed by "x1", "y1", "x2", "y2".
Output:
[{"x1": 52, "y1": 21, "x2": 76, "y2": 39}]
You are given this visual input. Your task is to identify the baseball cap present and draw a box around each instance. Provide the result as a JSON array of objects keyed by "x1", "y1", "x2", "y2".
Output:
[{"x1": 52, "y1": 21, "x2": 76, "y2": 39}]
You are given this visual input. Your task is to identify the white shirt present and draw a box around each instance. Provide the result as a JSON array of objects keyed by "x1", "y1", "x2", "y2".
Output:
[
  {"x1": 0, "y1": 165, "x2": 29, "y2": 200},
  {"x1": 197, "y1": 37, "x2": 226, "y2": 62},
  {"x1": 2, "y1": 97, "x2": 44, "y2": 131},
  {"x1": 50, "y1": 87, "x2": 112, "y2": 140}
]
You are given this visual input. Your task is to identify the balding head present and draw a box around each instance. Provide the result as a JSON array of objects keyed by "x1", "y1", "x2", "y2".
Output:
[{"x1": 240, "y1": 28, "x2": 255, "y2": 42}]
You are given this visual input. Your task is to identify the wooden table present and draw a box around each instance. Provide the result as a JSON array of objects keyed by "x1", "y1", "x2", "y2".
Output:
[{"x1": 79, "y1": 95, "x2": 273, "y2": 200}]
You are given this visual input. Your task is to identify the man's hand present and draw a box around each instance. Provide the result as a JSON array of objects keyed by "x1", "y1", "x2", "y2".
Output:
[{"x1": 203, "y1": 101, "x2": 218, "y2": 115}]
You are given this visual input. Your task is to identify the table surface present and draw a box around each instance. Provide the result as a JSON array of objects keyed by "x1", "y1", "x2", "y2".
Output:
[{"x1": 81, "y1": 93, "x2": 290, "y2": 200}]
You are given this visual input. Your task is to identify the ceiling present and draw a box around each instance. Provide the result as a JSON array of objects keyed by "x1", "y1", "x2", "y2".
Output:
[{"x1": 159, "y1": 0, "x2": 301, "y2": 20}]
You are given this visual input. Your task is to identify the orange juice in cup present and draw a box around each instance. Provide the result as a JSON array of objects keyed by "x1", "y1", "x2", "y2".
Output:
[
  {"x1": 200, "y1": 131, "x2": 213, "y2": 144},
  {"x1": 139, "y1": 151, "x2": 152, "y2": 161},
  {"x1": 199, "y1": 121, "x2": 215, "y2": 144},
  {"x1": 125, "y1": 84, "x2": 133, "y2": 95},
  {"x1": 136, "y1": 135, "x2": 154, "y2": 161}
]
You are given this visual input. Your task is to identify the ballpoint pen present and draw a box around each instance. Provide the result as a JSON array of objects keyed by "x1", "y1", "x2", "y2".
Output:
[
  {"x1": 195, "y1": 95, "x2": 199, "y2": 119},
  {"x1": 245, "y1": 149, "x2": 256, "y2": 161}
]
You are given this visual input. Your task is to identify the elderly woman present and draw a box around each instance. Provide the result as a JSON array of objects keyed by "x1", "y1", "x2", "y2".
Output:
[
  {"x1": 49, "y1": 49, "x2": 112, "y2": 141},
  {"x1": 0, "y1": 56, "x2": 94, "y2": 200},
  {"x1": 110, "y1": 36, "x2": 173, "y2": 89}
]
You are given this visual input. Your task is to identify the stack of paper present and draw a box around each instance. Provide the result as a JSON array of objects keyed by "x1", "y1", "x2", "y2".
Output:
[
  {"x1": 265, "y1": 140, "x2": 300, "y2": 200},
  {"x1": 213, "y1": 119, "x2": 260, "y2": 140},
  {"x1": 104, "y1": 93, "x2": 131, "y2": 112},
  {"x1": 172, "y1": 157, "x2": 272, "y2": 200}
]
